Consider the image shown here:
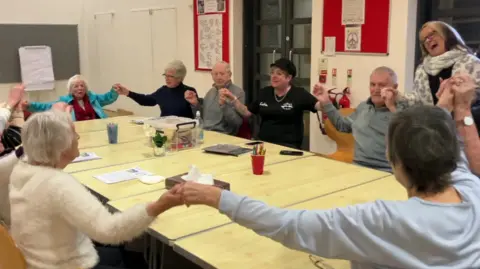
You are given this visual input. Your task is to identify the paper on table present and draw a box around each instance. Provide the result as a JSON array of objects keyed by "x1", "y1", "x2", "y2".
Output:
[
  {"x1": 94, "y1": 167, "x2": 154, "y2": 184},
  {"x1": 18, "y1": 46, "x2": 55, "y2": 91},
  {"x1": 72, "y1": 152, "x2": 101, "y2": 163}
]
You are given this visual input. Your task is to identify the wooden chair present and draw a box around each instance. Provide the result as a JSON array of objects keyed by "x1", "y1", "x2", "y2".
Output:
[
  {"x1": 324, "y1": 108, "x2": 355, "y2": 163},
  {"x1": 0, "y1": 224, "x2": 26, "y2": 269}
]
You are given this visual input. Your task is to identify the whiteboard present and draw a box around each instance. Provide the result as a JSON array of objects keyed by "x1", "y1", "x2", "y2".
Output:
[{"x1": 18, "y1": 46, "x2": 55, "y2": 91}]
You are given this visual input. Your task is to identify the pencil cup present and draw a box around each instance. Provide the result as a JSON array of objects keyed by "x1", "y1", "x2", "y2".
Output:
[
  {"x1": 251, "y1": 155, "x2": 265, "y2": 175},
  {"x1": 107, "y1": 123, "x2": 118, "y2": 144}
]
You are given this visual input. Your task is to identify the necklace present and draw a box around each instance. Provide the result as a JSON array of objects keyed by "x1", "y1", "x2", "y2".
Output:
[{"x1": 274, "y1": 87, "x2": 290, "y2": 103}]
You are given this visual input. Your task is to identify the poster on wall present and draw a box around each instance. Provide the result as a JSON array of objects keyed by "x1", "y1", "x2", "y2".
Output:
[
  {"x1": 197, "y1": 0, "x2": 226, "y2": 14},
  {"x1": 341, "y1": 0, "x2": 365, "y2": 25},
  {"x1": 197, "y1": 14, "x2": 223, "y2": 69},
  {"x1": 345, "y1": 26, "x2": 361, "y2": 51}
]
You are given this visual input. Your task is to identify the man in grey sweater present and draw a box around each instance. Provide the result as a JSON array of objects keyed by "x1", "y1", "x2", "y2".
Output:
[
  {"x1": 314, "y1": 66, "x2": 400, "y2": 172},
  {"x1": 185, "y1": 61, "x2": 245, "y2": 135}
]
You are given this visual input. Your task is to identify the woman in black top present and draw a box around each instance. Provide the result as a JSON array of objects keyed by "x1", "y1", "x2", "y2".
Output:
[{"x1": 220, "y1": 58, "x2": 321, "y2": 149}]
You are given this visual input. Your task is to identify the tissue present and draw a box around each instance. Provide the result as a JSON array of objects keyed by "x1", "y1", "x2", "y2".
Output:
[{"x1": 181, "y1": 165, "x2": 214, "y2": 185}]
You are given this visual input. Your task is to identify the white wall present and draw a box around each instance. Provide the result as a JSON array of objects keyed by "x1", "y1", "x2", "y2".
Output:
[
  {"x1": 0, "y1": 0, "x2": 87, "y2": 103},
  {"x1": 309, "y1": 0, "x2": 418, "y2": 154},
  {"x1": 82, "y1": 0, "x2": 243, "y2": 116}
]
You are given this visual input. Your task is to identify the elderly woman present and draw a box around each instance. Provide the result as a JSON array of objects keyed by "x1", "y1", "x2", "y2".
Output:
[
  {"x1": 24, "y1": 74, "x2": 119, "y2": 121},
  {"x1": 176, "y1": 105, "x2": 480, "y2": 266},
  {"x1": 8, "y1": 110, "x2": 184, "y2": 269},
  {"x1": 219, "y1": 58, "x2": 320, "y2": 149},
  {"x1": 385, "y1": 21, "x2": 480, "y2": 126},
  {"x1": 115, "y1": 60, "x2": 198, "y2": 118}
]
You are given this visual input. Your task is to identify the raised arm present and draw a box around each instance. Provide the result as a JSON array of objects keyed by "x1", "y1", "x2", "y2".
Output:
[
  {"x1": 396, "y1": 65, "x2": 435, "y2": 108},
  {"x1": 115, "y1": 84, "x2": 157, "y2": 107},
  {"x1": 221, "y1": 88, "x2": 245, "y2": 130},
  {"x1": 95, "y1": 86, "x2": 120, "y2": 107},
  {"x1": 52, "y1": 175, "x2": 183, "y2": 244},
  {"x1": 220, "y1": 88, "x2": 252, "y2": 118}
]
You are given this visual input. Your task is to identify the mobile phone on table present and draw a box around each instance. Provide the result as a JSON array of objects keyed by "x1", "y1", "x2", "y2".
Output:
[
  {"x1": 279, "y1": 150, "x2": 304, "y2": 156},
  {"x1": 246, "y1": 141, "x2": 264, "y2": 146}
]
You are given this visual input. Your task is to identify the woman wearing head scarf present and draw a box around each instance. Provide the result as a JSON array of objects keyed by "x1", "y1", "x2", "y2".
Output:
[{"x1": 24, "y1": 75, "x2": 120, "y2": 121}]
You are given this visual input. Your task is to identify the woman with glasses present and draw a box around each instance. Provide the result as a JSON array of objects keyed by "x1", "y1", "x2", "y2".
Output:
[
  {"x1": 219, "y1": 58, "x2": 320, "y2": 149},
  {"x1": 115, "y1": 60, "x2": 198, "y2": 119}
]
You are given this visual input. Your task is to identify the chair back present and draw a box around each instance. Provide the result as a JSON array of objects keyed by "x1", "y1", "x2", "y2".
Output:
[
  {"x1": 0, "y1": 224, "x2": 26, "y2": 269},
  {"x1": 324, "y1": 108, "x2": 355, "y2": 163},
  {"x1": 237, "y1": 117, "x2": 252, "y2": 139}
]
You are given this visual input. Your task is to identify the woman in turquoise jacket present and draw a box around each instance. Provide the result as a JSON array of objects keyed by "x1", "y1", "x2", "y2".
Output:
[{"x1": 25, "y1": 75, "x2": 119, "y2": 121}]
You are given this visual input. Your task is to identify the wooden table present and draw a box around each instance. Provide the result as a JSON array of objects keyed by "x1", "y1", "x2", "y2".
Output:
[
  {"x1": 108, "y1": 157, "x2": 391, "y2": 243},
  {"x1": 74, "y1": 141, "x2": 309, "y2": 201},
  {"x1": 74, "y1": 116, "x2": 143, "y2": 133},
  {"x1": 173, "y1": 176, "x2": 403, "y2": 269},
  {"x1": 78, "y1": 124, "x2": 146, "y2": 149}
]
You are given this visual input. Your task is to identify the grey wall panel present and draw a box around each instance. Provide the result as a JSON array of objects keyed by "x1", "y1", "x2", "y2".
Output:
[{"x1": 0, "y1": 24, "x2": 80, "y2": 83}]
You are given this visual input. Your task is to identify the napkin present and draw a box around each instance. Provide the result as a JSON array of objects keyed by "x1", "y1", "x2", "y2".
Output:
[{"x1": 181, "y1": 165, "x2": 214, "y2": 185}]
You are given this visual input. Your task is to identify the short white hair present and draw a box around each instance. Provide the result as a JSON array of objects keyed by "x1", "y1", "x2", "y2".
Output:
[
  {"x1": 372, "y1": 66, "x2": 398, "y2": 85},
  {"x1": 165, "y1": 60, "x2": 187, "y2": 80},
  {"x1": 212, "y1": 61, "x2": 231, "y2": 74},
  {"x1": 67, "y1": 74, "x2": 89, "y2": 93},
  {"x1": 22, "y1": 110, "x2": 74, "y2": 166}
]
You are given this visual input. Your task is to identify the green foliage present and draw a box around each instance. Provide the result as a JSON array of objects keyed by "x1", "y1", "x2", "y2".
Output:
[{"x1": 152, "y1": 130, "x2": 167, "y2": 147}]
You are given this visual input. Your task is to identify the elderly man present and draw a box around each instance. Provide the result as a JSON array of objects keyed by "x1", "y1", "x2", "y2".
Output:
[
  {"x1": 314, "y1": 66, "x2": 400, "y2": 172},
  {"x1": 185, "y1": 61, "x2": 245, "y2": 135}
]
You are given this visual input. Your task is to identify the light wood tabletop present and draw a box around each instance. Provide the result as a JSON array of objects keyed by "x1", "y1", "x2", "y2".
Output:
[
  {"x1": 74, "y1": 116, "x2": 143, "y2": 133},
  {"x1": 73, "y1": 141, "x2": 309, "y2": 201},
  {"x1": 173, "y1": 176, "x2": 404, "y2": 269},
  {"x1": 108, "y1": 157, "x2": 391, "y2": 243},
  {"x1": 78, "y1": 124, "x2": 146, "y2": 149}
]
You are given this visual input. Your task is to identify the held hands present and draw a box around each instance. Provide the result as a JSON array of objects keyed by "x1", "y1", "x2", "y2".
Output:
[
  {"x1": 436, "y1": 73, "x2": 477, "y2": 114},
  {"x1": 312, "y1": 83, "x2": 330, "y2": 105},
  {"x1": 219, "y1": 88, "x2": 234, "y2": 105},
  {"x1": 113, "y1": 84, "x2": 130, "y2": 96},
  {"x1": 184, "y1": 90, "x2": 199, "y2": 106},
  {"x1": 148, "y1": 182, "x2": 222, "y2": 216},
  {"x1": 8, "y1": 84, "x2": 25, "y2": 108}
]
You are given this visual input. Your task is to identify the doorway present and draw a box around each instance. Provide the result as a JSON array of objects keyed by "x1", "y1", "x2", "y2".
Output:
[{"x1": 243, "y1": 0, "x2": 313, "y2": 150}]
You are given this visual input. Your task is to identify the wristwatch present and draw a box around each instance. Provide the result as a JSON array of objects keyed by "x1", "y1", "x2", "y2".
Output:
[{"x1": 459, "y1": 115, "x2": 474, "y2": 126}]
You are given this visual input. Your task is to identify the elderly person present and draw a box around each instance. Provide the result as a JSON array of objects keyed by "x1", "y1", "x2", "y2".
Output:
[
  {"x1": 24, "y1": 74, "x2": 119, "y2": 121},
  {"x1": 437, "y1": 73, "x2": 480, "y2": 175},
  {"x1": 177, "y1": 103, "x2": 480, "y2": 268},
  {"x1": 220, "y1": 58, "x2": 320, "y2": 149},
  {"x1": 384, "y1": 21, "x2": 480, "y2": 127},
  {"x1": 8, "y1": 110, "x2": 184, "y2": 269},
  {"x1": 314, "y1": 66, "x2": 400, "y2": 172},
  {"x1": 185, "y1": 61, "x2": 245, "y2": 135},
  {"x1": 116, "y1": 60, "x2": 198, "y2": 118}
]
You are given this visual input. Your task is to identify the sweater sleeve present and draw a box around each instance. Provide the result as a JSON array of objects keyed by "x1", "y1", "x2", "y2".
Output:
[
  {"x1": 222, "y1": 88, "x2": 245, "y2": 132},
  {"x1": 52, "y1": 174, "x2": 155, "y2": 245},
  {"x1": 0, "y1": 108, "x2": 11, "y2": 133},
  {"x1": 323, "y1": 103, "x2": 358, "y2": 133},
  {"x1": 127, "y1": 90, "x2": 158, "y2": 106},
  {"x1": 218, "y1": 190, "x2": 403, "y2": 263},
  {"x1": 398, "y1": 65, "x2": 434, "y2": 108}
]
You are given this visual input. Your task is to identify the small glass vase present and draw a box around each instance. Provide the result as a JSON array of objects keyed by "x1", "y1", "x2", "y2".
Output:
[{"x1": 153, "y1": 144, "x2": 166, "y2": 157}]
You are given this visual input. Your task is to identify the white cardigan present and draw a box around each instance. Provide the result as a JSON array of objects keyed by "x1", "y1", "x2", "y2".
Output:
[
  {"x1": 0, "y1": 150, "x2": 21, "y2": 227},
  {"x1": 9, "y1": 161, "x2": 156, "y2": 269}
]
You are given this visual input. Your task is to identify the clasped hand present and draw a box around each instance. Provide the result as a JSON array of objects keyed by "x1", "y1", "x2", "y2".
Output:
[{"x1": 155, "y1": 182, "x2": 222, "y2": 213}]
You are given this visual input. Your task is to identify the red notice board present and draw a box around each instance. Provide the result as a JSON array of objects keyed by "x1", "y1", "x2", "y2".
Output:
[
  {"x1": 322, "y1": 0, "x2": 390, "y2": 54},
  {"x1": 193, "y1": 0, "x2": 230, "y2": 71}
]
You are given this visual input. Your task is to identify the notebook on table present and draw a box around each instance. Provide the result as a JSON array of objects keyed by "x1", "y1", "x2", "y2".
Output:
[{"x1": 202, "y1": 144, "x2": 251, "y2": 157}]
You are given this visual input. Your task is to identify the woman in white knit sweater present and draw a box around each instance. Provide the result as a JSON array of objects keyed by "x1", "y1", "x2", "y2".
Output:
[{"x1": 8, "y1": 110, "x2": 183, "y2": 269}]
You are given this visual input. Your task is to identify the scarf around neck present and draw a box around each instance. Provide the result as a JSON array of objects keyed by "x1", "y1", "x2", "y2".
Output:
[{"x1": 422, "y1": 48, "x2": 467, "y2": 76}]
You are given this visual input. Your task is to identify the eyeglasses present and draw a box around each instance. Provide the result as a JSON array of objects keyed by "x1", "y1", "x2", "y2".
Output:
[
  {"x1": 162, "y1": 74, "x2": 176, "y2": 79},
  {"x1": 309, "y1": 255, "x2": 335, "y2": 269},
  {"x1": 422, "y1": 31, "x2": 439, "y2": 45}
]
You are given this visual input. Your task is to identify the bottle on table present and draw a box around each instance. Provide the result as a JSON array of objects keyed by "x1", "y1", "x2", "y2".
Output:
[{"x1": 195, "y1": 111, "x2": 204, "y2": 145}]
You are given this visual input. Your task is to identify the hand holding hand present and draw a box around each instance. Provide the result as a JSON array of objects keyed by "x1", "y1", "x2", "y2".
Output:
[
  {"x1": 114, "y1": 84, "x2": 130, "y2": 96},
  {"x1": 312, "y1": 83, "x2": 330, "y2": 105},
  {"x1": 181, "y1": 182, "x2": 222, "y2": 208},
  {"x1": 451, "y1": 73, "x2": 476, "y2": 110},
  {"x1": 436, "y1": 78, "x2": 455, "y2": 112},
  {"x1": 184, "y1": 90, "x2": 199, "y2": 106},
  {"x1": 147, "y1": 184, "x2": 185, "y2": 216},
  {"x1": 8, "y1": 84, "x2": 25, "y2": 108},
  {"x1": 219, "y1": 88, "x2": 234, "y2": 102}
]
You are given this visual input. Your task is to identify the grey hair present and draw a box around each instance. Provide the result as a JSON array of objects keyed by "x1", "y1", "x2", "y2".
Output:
[
  {"x1": 165, "y1": 60, "x2": 187, "y2": 80},
  {"x1": 372, "y1": 66, "x2": 398, "y2": 85},
  {"x1": 212, "y1": 61, "x2": 231, "y2": 74},
  {"x1": 67, "y1": 74, "x2": 89, "y2": 93},
  {"x1": 22, "y1": 110, "x2": 74, "y2": 166}
]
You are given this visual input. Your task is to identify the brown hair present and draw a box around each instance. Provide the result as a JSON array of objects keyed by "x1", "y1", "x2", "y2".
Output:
[{"x1": 419, "y1": 21, "x2": 472, "y2": 58}]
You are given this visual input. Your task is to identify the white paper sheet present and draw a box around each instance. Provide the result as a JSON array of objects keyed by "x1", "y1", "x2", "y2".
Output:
[
  {"x1": 342, "y1": 0, "x2": 365, "y2": 25},
  {"x1": 18, "y1": 46, "x2": 55, "y2": 91},
  {"x1": 197, "y1": 14, "x2": 223, "y2": 69},
  {"x1": 72, "y1": 152, "x2": 101, "y2": 163},
  {"x1": 324, "y1": 37, "x2": 336, "y2": 56},
  {"x1": 198, "y1": 0, "x2": 225, "y2": 14},
  {"x1": 345, "y1": 26, "x2": 362, "y2": 51},
  {"x1": 94, "y1": 167, "x2": 154, "y2": 184}
]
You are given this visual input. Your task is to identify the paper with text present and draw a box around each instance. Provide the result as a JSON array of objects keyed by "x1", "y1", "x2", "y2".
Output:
[
  {"x1": 18, "y1": 46, "x2": 55, "y2": 91},
  {"x1": 94, "y1": 167, "x2": 154, "y2": 184}
]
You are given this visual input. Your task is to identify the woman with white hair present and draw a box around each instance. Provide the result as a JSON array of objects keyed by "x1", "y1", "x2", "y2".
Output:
[
  {"x1": 24, "y1": 74, "x2": 120, "y2": 121},
  {"x1": 8, "y1": 110, "x2": 184, "y2": 269},
  {"x1": 115, "y1": 60, "x2": 198, "y2": 118}
]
